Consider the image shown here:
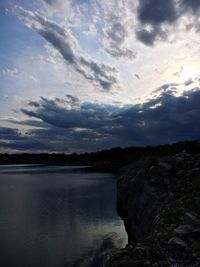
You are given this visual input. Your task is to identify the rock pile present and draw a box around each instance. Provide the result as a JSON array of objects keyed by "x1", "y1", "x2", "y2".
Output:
[{"x1": 105, "y1": 152, "x2": 200, "y2": 267}]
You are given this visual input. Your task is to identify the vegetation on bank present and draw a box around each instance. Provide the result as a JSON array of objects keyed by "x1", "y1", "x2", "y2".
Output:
[{"x1": 0, "y1": 140, "x2": 200, "y2": 170}]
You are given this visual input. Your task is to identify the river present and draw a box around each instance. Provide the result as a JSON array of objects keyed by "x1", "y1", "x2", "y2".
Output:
[{"x1": 0, "y1": 165, "x2": 127, "y2": 267}]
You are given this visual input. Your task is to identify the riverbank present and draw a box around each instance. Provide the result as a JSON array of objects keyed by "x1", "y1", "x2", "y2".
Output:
[
  {"x1": 105, "y1": 152, "x2": 200, "y2": 267},
  {"x1": 1, "y1": 141, "x2": 199, "y2": 170}
]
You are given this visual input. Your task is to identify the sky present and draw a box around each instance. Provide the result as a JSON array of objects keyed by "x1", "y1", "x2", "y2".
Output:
[{"x1": 0, "y1": 0, "x2": 200, "y2": 153}]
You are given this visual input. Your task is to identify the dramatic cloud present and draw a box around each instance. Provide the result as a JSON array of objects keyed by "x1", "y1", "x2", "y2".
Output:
[
  {"x1": 136, "y1": 27, "x2": 166, "y2": 46},
  {"x1": 2, "y1": 88, "x2": 200, "y2": 153},
  {"x1": 1, "y1": 0, "x2": 200, "y2": 153},
  {"x1": 20, "y1": 95, "x2": 120, "y2": 130},
  {"x1": 0, "y1": 127, "x2": 25, "y2": 141},
  {"x1": 136, "y1": 0, "x2": 200, "y2": 45},
  {"x1": 137, "y1": 0, "x2": 177, "y2": 25},
  {"x1": 181, "y1": 0, "x2": 200, "y2": 12},
  {"x1": 17, "y1": 7, "x2": 118, "y2": 91},
  {"x1": 116, "y1": 88, "x2": 200, "y2": 144}
]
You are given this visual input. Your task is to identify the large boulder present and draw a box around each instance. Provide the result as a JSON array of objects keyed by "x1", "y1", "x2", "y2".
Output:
[
  {"x1": 106, "y1": 153, "x2": 200, "y2": 267},
  {"x1": 117, "y1": 163, "x2": 168, "y2": 242}
]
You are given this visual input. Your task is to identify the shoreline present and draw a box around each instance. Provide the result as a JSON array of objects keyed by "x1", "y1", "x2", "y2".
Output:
[{"x1": 105, "y1": 152, "x2": 200, "y2": 267}]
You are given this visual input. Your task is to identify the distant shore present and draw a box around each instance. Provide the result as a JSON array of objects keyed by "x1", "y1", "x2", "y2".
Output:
[{"x1": 0, "y1": 141, "x2": 200, "y2": 172}]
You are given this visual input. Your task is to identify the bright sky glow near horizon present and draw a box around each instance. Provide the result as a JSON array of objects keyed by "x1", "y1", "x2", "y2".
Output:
[{"x1": 0, "y1": 0, "x2": 200, "y2": 153}]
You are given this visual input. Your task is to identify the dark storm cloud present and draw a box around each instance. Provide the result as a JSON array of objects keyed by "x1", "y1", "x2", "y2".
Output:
[
  {"x1": 182, "y1": 0, "x2": 200, "y2": 12},
  {"x1": 137, "y1": 0, "x2": 177, "y2": 25},
  {"x1": 0, "y1": 127, "x2": 24, "y2": 141},
  {"x1": 0, "y1": 124, "x2": 109, "y2": 153},
  {"x1": 5, "y1": 119, "x2": 49, "y2": 128},
  {"x1": 136, "y1": 27, "x2": 166, "y2": 46},
  {"x1": 17, "y1": 7, "x2": 118, "y2": 91},
  {"x1": 114, "y1": 89, "x2": 200, "y2": 144},
  {"x1": 136, "y1": 0, "x2": 200, "y2": 45},
  {"x1": 136, "y1": 0, "x2": 177, "y2": 45},
  {"x1": 20, "y1": 95, "x2": 120, "y2": 130},
  {"x1": 0, "y1": 139, "x2": 52, "y2": 151},
  {"x1": 1, "y1": 88, "x2": 200, "y2": 153},
  {"x1": 0, "y1": 126, "x2": 58, "y2": 152}
]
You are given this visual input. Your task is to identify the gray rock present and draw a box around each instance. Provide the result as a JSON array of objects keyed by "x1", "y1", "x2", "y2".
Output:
[
  {"x1": 106, "y1": 258, "x2": 134, "y2": 267},
  {"x1": 191, "y1": 167, "x2": 200, "y2": 173},
  {"x1": 108, "y1": 153, "x2": 200, "y2": 267},
  {"x1": 117, "y1": 167, "x2": 164, "y2": 241},
  {"x1": 174, "y1": 224, "x2": 194, "y2": 236},
  {"x1": 151, "y1": 246, "x2": 166, "y2": 260},
  {"x1": 148, "y1": 163, "x2": 171, "y2": 178},
  {"x1": 176, "y1": 169, "x2": 186, "y2": 177},
  {"x1": 152, "y1": 261, "x2": 168, "y2": 267},
  {"x1": 150, "y1": 177, "x2": 161, "y2": 185},
  {"x1": 168, "y1": 237, "x2": 188, "y2": 251},
  {"x1": 164, "y1": 178, "x2": 170, "y2": 186},
  {"x1": 133, "y1": 246, "x2": 148, "y2": 259},
  {"x1": 194, "y1": 197, "x2": 200, "y2": 210},
  {"x1": 184, "y1": 212, "x2": 200, "y2": 229},
  {"x1": 158, "y1": 161, "x2": 172, "y2": 171},
  {"x1": 190, "y1": 228, "x2": 200, "y2": 236},
  {"x1": 175, "y1": 151, "x2": 190, "y2": 160}
]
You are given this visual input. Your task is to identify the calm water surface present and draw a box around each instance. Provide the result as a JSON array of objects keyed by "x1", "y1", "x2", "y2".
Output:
[{"x1": 0, "y1": 165, "x2": 127, "y2": 267}]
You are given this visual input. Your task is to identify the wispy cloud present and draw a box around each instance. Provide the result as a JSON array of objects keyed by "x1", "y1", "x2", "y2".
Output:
[
  {"x1": 102, "y1": 0, "x2": 137, "y2": 60},
  {"x1": 17, "y1": 7, "x2": 118, "y2": 91}
]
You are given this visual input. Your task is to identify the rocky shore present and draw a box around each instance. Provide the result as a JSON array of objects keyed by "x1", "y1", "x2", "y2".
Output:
[{"x1": 105, "y1": 152, "x2": 200, "y2": 267}]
